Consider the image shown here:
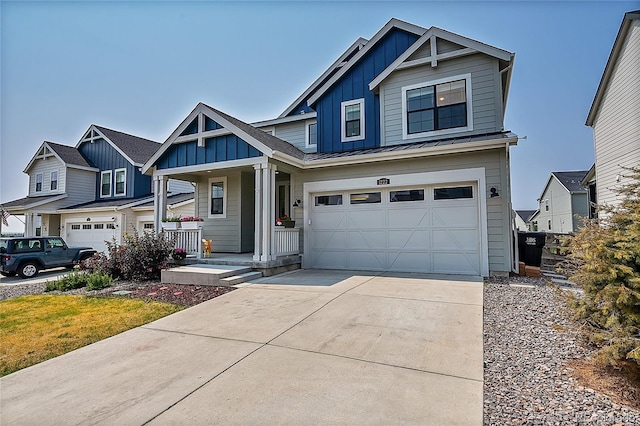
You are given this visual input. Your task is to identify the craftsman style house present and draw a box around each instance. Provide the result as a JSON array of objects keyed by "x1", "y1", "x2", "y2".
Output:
[
  {"x1": 586, "y1": 10, "x2": 640, "y2": 210},
  {"x1": 143, "y1": 19, "x2": 518, "y2": 277},
  {"x1": 2, "y1": 126, "x2": 193, "y2": 252}
]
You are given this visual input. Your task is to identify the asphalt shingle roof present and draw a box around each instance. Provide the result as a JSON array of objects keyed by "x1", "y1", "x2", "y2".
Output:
[
  {"x1": 515, "y1": 210, "x2": 537, "y2": 222},
  {"x1": 45, "y1": 142, "x2": 93, "y2": 168},
  {"x1": 1, "y1": 194, "x2": 65, "y2": 209},
  {"x1": 94, "y1": 125, "x2": 161, "y2": 164},
  {"x1": 133, "y1": 192, "x2": 194, "y2": 208},
  {"x1": 552, "y1": 171, "x2": 589, "y2": 193}
]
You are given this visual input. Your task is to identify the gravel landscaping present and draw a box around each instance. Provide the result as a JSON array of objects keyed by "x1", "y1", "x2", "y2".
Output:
[{"x1": 484, "y1": 276, "x2": 640, "y2": 425}]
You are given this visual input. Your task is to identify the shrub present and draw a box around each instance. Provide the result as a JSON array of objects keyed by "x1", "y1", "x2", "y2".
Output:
[
  {"x1": 83, "y1": 231, "x2": 174, "y2": 281},
  {"x1": 562, "y1": 167, "x2": 640, "y2": 368},
  {"x1": 44, "y1": 271, "x2": 112, "y2": 292}
]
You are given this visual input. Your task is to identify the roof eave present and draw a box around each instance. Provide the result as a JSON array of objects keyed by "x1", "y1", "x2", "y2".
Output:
[{"x1": 586, "y1": 11, "x2": 640, "y2": 126}]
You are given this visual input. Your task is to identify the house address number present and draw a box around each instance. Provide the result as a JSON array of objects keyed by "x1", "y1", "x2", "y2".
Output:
[{"x1": 377, "y1": 178, "x2": 390, "y2": 185}]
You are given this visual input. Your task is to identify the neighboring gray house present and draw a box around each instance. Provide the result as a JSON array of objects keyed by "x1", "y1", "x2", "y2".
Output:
[
  {"x1": 514, "y1": 209, "x2": 537, "y2": 231},
  {"x1": 586, "y1": 10, "x2": 640, "y2": 210},
  {"x1": 143, "y1": 19, "x2": 519, "y2": 277},
  {"x1": 535, "y1": 171, "x2": 589, "y2": 234}
]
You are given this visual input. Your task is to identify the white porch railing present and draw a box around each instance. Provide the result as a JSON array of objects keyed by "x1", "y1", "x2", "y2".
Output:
[
  {"x1": 274, "y1": 227, "x2": 299, "y2": 256},
  {"x1": 164, "y1": 228, "x2": 202, "y2": 258}
]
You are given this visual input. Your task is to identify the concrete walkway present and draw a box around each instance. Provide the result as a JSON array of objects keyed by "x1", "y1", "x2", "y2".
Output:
[{"x1": 0, "y1": 270, "x2": 484, "y2": 425}]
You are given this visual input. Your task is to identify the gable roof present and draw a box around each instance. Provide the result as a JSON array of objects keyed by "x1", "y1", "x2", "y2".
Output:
[
  {"x1": 142, "y1": 103, "x2": 305, "y2": 174},
  {"x1": 76, "y1": 125, "x2": 160, "y2": 167},
  {"x1": 306, "y1": 18, "x2": 427, "y2": 106},
  {"x1": 369, "y1": 26, "x2": 514, "y2": 92},
  {"x1": 279, "y1": 37, "x2": 368, "y2": 118},
  {"x1": 1, "y1": 194, "x2": 68, "y2": 211},
  {"x1": 537, "y1": 170, "x2": 589, "y2": 201},
  {"x1": 23, "y1": 141, "x2": 98, "y2": 173},
  {"x1": 586, "y1": 10, "x2": 640, "y2": 126},
  {"x1": 515, "y1": 210, "x2": 537, "y2": 222}
]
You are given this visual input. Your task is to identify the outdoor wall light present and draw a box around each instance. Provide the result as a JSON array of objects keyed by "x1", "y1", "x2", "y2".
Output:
[
  {"x1": 490, "y1": 187, "x2": 500, "y2": 198},
  {"x1": 292, "y1": 199, "x2": 301, "y2": 207}
]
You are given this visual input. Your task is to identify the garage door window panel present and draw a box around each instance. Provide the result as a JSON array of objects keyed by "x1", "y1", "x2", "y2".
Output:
[
  {"x1": 390, "y1": 189, "x2": 425, "y2": 202},
  {"x1": 350, "y1": 192, "x2": 381, "y2": 205},
  {"x1": 315, "y1": 195, "x2": 342, "y2": 206},
  {"x1": 434, "y1": 186, "x2": 473, "y2": 200}
]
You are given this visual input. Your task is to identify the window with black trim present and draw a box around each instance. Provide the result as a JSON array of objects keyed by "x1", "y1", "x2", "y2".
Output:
[
  {"x1": 350, "y1": 192, "x2": 381, "y2": 204},
  {"x1": 315, "y1": 195, "x2": 342, "y2": 206},
  {"x1": 390, "y1": 189, "x2": 425, "y2": 202},
  {"x1": 209, "y1": 177, "x2": 226, "y2": 218},
  {"x1": 434, "y1": 186, "x2": 473, "y2": 200},
  {"x1": 341, "y1": 99, "x2": 364, "y2": 142},
  {"x1": 50, "y1": 171, "x2": 58, "y2": 191}
]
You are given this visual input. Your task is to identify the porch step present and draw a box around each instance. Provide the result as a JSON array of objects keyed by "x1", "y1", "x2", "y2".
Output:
[
  {"x1": 221, "y1": 271, "x2": 263, "y2": 286},
  {"x1": 161, "y1": 264, "x2": 253, "y2": 286}
]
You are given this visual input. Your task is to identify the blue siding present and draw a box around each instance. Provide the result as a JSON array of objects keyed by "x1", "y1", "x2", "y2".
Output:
[
  {"x1": 79, "y1": 138, "x2": 152, "y2": 199},
  {"x1": 156, "y1": 135, "x2": 262, "y2": 170},
  {"x1": 312, "y1": 29, "x2": 418, "y2": 153}
]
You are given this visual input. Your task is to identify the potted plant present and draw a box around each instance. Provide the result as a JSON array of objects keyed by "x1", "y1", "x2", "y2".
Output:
[
  {"x1": 276, "y1": 214, "x2": 295, "y2": 228},
  {"x1": 161, "y1": 216, "x2": 182, "y2": 230},
  {"x1": 180, "y1": 216, "x2": 204, "y2": 230},
  {"x1": 172, "y1": 247, "x2": 187, "y2": 260}
]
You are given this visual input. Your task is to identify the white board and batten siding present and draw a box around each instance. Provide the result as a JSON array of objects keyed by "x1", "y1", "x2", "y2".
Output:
[
  {"x1": 295, "y1": 149, "x2": 512, "y2": 275},
  {"x1": 592, "y1": 20, "x2": 640, "y2": 208},
  {"x1": 380, "y1": 53, "x2": 503, "y2": 146}
]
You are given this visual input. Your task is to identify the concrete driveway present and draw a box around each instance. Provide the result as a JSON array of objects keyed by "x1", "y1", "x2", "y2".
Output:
[
  {"x1": 0, "y1": 266, "x2": 70, "y2": 286},
  {"x1": 0, "y1": 270, "x2": 484, "y2": 425}
]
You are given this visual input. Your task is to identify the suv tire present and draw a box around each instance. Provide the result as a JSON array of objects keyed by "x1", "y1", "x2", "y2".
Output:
[{"x1": 18, "y1": 262, "x2": 40, "y2": 279}]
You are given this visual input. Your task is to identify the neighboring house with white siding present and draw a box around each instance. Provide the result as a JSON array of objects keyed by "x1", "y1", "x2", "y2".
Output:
[
  {"x1": 535, "y1": 171, "x2": 589, "y2": 234},
  {"x1": 1, "y1": 126, "x2": 193, "y2": 252},
  {"x1": 514, "y1": 210, "x2": 537, "y2": 231},
  {"x1": 586, "y1": 10, "x2": 640, "y2": 210},
  {"x1": 143, "y1": 19, "x2": 519, "y2": 277}
]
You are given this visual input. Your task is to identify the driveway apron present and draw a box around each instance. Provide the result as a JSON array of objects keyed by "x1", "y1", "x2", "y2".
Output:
[{"x1": 0, "y1": 270, "x2": 483, "y2": 425}]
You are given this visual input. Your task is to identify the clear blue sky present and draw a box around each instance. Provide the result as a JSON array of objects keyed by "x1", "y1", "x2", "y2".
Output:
[{"x1": 1, "y1": 0, "x2": 638, "y2": 231}]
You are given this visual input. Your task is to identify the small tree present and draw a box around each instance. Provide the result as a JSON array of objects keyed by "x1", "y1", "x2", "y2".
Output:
[{"x1": 563, "y1": 167, "x2": 640, "y2": 368}]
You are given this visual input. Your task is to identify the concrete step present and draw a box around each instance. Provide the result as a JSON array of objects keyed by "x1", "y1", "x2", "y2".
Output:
[
  {"x1": 161, "y1": 264, "x2": 253, "y2": 286},
  {"x1": 221, "y1": 271, "x2": 263, "y2": 286},
  {"x1": 541, "y1": 272, "x2": 567, "y2": 280}
]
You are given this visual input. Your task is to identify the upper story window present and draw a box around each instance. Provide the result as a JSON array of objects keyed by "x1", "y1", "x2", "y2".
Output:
[
  {"x1": 101, "y1": 171, "x2": 112, "y2": 198},
  {"x1": 50, "y1": 171, "x2": 58, "y2": 191},
  {"x1": 35, "y1": 173, "x2": 43, "y2": 192},
  {"x1": 306, "y1": 122, "x2": 317, "y2": 148},
  {"x1": 208, "y1": 176, "x2": 227, "y2": 218},
  {"x1": 114, "y1": 169, "x2": 126, "y2": 196},
  {"x1": 401, "y1": 74, "x2": 473, "y2": 140},
  {"x1": 341, "y1": 99, "x2": 365, "y2": 143}
]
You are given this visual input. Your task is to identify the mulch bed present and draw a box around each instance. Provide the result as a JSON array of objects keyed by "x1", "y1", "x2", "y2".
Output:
[{"x1": 106, "y1": 283, "x2": 235, "y2": 307}]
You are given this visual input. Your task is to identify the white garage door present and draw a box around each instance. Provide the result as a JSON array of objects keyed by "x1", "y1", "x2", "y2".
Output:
[
  {"x1": 308, "y1": 183, "x2": 481, "y2": 275},
  {"x1": 66, "y1": 222, "x2": 118, "y2": 253}
]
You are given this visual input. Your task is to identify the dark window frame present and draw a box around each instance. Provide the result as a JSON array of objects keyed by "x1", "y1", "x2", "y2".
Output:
[{"x1": 406, "y1": 79, "x2": 468, "y2": 135}]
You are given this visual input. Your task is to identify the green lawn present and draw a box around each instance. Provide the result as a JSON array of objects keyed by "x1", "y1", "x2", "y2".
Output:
[{"x1": 0, "y1": 295, "x2": 183, "y2": 377}]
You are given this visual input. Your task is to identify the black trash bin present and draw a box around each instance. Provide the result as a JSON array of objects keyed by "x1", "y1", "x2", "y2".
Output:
[{"x1": 517, "y1": 231, "x2": 546, "y2": 267}]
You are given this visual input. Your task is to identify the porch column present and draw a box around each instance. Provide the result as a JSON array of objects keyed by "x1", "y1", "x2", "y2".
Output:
[
  {"x1": 25, "y1": 213, "x2": 34, "y2": 236},
  {"x1": 253, "y1": 164, "x2": 262, "y2": 261},
  {"x1": 153, "y1": 175, "x2": 168, "y2": 234},
  {"x1": 261, "y1": 164, "x2": 276, "y2": 262}
]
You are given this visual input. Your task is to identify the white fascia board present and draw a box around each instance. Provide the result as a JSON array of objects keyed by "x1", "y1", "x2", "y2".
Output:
[
  {"x1": 23, "y1": 142, "x2": 64, "y2": 173},
  {"x1": 303, "y1": 136, "x2": 518, "y2": 169},
  {"x1": 57, "y1": 206, "x2": 121, "y2": 214},
  {"x1": 307, "y1": 19, "x2": 427, "y2": 106},
  {"x1": 66, "y1": 164, "x2": 100, "y2": 172},
  {"x1": 278, "y1": 38, "x2": 368, "y2": 118},
  {"x1": 152, "y1": 157, "x2": 267, "y2": 176},
  {"x1": 253, "y1": 111, "x2": 317, "y2": 127},
  {"x1": 586, "y1": 12, "x2": 640, "y2": 126},
  {"x1": 369, "y1": 27, "x2": 513, "y2": 92}
]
